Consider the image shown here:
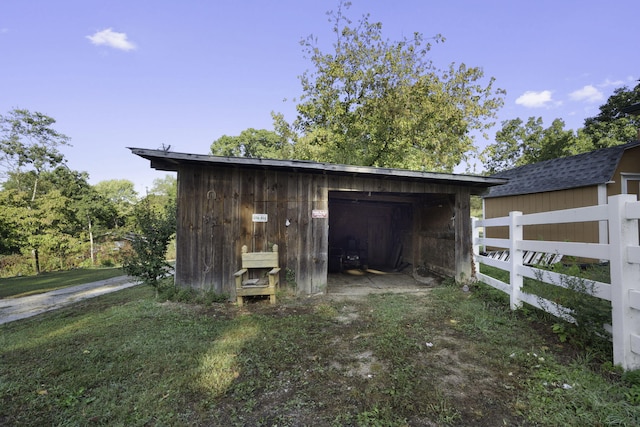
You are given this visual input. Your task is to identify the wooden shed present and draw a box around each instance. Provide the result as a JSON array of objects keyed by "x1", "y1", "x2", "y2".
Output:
[
  {"x1": 483, "y1": 140, "x2": 640, "y2": 244},
  {"x1": 130, "y1": 148, "x2": 505, "y2": 297}
]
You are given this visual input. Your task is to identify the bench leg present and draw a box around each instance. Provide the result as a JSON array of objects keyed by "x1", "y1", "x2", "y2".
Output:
[
  {"x1": 237, "y1": 296, "x2": 244, "y2": 307},
  {"x1": 269, "y1": 294, "x2": 276, "y2": 304}
]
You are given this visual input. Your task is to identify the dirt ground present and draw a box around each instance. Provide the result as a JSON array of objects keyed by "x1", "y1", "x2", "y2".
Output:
[
  {"x1": 326, "y1": 267, "x2": 442, "y2": 298},
  {"x1": 211, "y1": 268, "x2": 540, "y2": 426}
]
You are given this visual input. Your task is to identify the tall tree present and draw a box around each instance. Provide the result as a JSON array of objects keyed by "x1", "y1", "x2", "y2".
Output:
[
  {"x1": 2, "y1": 167, "x2": 118, "y2": 269},
  {"x1": 274, "y1": 1, "x2": 504, "y2": 171},
  {"x1": 582, "y1": 82, "x2": 640, "y2": 148},
  {"x1": 49, "y1": 167, "x2": 117, "y2": 266},
  {"x1": 0, "y1": 109, "x2": 71, "y2": 272},
  {"x1": 211, "y1": 128, "x2": 290, "y2": 159},
  {"x1": 482, "y1": 117, "x2": 586, "y2": 174},
  {"x1": 0, "y1": 109, "x2": 71, "y2": 200},
  {"x1": 0, "y1": 189, "x2": 27, "y2": 254},
  {"x1": 144, "y1": 174, "x2": 178, "y2": 215},
  {"x1": 149, "y1": 174, "x2": 177, "y2": 200},
  {"x1": 94, "y1": 179, "x2": 139, "y2": 229},
  {"x1": 482, "y1": 83, "x2": 640, "y2": 174}
]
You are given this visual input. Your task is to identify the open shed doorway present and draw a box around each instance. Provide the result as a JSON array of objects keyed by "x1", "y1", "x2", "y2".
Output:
[
  {"x1": 327, "y1": 191, "x2": 453, "y2": 295},
  {"x1": 327, "y1": 191, "x2": 418, "y2": 293}
]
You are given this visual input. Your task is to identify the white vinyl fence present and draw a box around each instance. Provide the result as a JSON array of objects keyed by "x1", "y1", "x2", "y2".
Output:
[{"x1": 472, "y1": 194, "x2": 640, "y2": 371}]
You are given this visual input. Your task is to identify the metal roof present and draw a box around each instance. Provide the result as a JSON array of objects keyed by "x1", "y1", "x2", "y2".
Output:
[
  {"x1": 129, "y1": 147, "x2": 507, "y2": 190},
  {"x1": 485, "y1": 140, "x2": 640, "y2": 198}
]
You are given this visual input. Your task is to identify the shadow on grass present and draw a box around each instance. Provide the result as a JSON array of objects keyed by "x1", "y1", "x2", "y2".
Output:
[
  {"x1": 0, "y1": 286, "x2": 264, "y2": 425},
  {"x1": 2, "y1": 282, "x2": 639, "y2": 426}
]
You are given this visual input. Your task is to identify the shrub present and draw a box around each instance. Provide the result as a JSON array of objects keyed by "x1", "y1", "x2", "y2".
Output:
[{"x1": 121, "y1": 199, "x2": 176, "y2": 297}]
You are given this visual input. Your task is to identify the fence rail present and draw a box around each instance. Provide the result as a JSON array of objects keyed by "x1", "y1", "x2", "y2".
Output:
[{"x1": 472, "y1": 194, "x2": 640, "y2": 371}]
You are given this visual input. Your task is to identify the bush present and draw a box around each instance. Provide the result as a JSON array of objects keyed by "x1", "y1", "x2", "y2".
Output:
[{"x1": 121, "y1": 199, "x2": 176, "y2": 297}]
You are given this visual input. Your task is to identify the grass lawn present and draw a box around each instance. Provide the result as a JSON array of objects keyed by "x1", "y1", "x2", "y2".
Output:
[
  {"x1": 1, "y1": 280, "x2": 639, "y2": 426},
  {"x1": 0, "y1": 268, "x2": 126, "y2": 299}
]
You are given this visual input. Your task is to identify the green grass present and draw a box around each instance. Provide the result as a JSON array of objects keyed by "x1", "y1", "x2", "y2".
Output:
[
  {"x1": 1, "y1": 279, "x2": 639, "y2": 426},
  {"x1": 0, "y1": 267, "x2": 126, "y2": 299}
]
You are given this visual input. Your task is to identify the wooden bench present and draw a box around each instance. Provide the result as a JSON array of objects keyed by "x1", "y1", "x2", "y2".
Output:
[{"x1": 234, "y1": 244, "x2": 280, "y2": 307}]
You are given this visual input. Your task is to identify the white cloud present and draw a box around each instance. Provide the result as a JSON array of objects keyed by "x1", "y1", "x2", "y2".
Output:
[
  {"x1": 599, "y1": 78, "x2": 624, "y2": 88},
  {"x1": 569, "y1": 85, "x2": 604, "y2": 103},
  {"x1": 86, "y1": 28, "x2": 136, "y2": 51},
  {"x1": 515, "y1": 90, "x2": 555, "y2": 108}
]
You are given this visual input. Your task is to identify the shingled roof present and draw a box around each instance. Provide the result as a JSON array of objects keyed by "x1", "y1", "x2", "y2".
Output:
[{"x1": 485, "y1": 140, "x2": 640, "y2": 198}]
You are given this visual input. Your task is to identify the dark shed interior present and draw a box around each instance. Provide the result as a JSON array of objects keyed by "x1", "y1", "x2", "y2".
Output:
[{"x1": 328, "y1": 192, "x2": 414, "y2": 271}]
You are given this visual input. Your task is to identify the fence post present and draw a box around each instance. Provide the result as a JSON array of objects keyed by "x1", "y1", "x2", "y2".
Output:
[
  {"x1": 471, "y1": 217, "x2": 479, "y2": 277},
  {"x1": 509, "y1": 211, "x2": 523, "y2": 310},
  {"x1": 608, "y1": 194, "x2": 640, "y2": 370}
]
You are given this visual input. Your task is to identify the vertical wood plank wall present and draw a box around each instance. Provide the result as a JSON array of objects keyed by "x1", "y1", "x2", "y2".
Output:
[{"x1": 175, "y1": 164, "x2": 473, "y2": 296}]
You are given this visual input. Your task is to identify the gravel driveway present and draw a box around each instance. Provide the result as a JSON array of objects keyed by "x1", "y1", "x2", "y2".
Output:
[
  {"x1": 0, "y1": 276, "x2": 141, "y2": 325},
  {"x1": 1, "y1": 269, "x2": 438, "y2": 325}
]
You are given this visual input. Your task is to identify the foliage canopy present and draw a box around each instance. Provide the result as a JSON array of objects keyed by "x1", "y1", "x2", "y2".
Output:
[
  {"x1": 0, "y1": 109, "x2": 70, "y2": 178},
  {"x1": 482, "y1": 83, "x2": 640, "y2": 174},
  {"x1": 582, "y1": 83, "x2": 640, "y2": 148},
  {"x1": 276, "y1": 2, "x2": 505, "y2": 171},
  {"x1": 0, "y1": 109, "x2": 140, "y2": 273},
  {"x1": 213, "y1": 3, "x2": 504, "y2": 171},
  {"x1": 211, "y1": 128, "x2": 290, "y2": 159}
]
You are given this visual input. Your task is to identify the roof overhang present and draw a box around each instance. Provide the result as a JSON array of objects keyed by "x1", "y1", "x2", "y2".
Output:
[
  {"x1": 129, "y1": 147, "x2": 507, "y2": 192},
  {"x1": 622, "y1": 102, "x2": 640, "y2": 115}
]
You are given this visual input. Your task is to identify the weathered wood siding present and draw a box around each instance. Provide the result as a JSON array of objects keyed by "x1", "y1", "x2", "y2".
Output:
[
  {"x1": 175, "y1": 165, "x2": 329, "y2": 296},
  {"x1": 415, "y1": 197, "x2": 454, "y2": 278},
  {"x1": 175, "y1": 164, "x2": 475, "y2": 296}
]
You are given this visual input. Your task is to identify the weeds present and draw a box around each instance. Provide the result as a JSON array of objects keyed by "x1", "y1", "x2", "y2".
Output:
[
  {"x1": 157, "y1": 277, "x2": 230, "y2": 304},
  {"x1": 530, "y1": 263, "x2": 612, "y2": 355},
  {"x1": 1, "y1": 280, "x2": 639, "y2": 425},
  {"x1": 480, "y1": 263, "x2": 613, "y2": 356}
]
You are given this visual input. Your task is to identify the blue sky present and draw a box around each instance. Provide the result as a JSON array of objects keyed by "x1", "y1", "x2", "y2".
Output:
[{"x1": 1, "y1": 0, "x2": 638, "y2": 194}]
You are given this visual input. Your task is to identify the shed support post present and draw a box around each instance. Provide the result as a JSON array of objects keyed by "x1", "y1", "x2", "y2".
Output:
[{"x1": 454, "y1": 189, "x2": 472, "y2": 283}]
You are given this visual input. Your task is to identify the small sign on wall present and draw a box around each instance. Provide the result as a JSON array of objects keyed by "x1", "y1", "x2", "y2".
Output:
[
  {"x1": 312, "y1": 209, "x2": 328, "y2": 219},
  {"x1": 252, "y1": 213, "x2": 268, "y2": 222}
]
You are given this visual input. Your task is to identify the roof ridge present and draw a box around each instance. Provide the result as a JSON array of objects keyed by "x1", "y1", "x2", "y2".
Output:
[
  {"x1": 492, "y1": 140, "x2": 640, "y2": 177},
  {"x1": 486, "y1": 140, "x2": 640, "y2": 198}
]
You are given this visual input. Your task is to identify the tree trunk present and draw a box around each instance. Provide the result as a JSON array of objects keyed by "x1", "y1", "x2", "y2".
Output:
[
  {"x1": 31, "y1": 175, "x2": 39, "y2": 203},
  {"x1": 30, "y1": 175, "x2": 41, "y2": 274},
  {"x1": 32, "y1": 248, "x2": 41, "y2": 274},
  {"x1": 88, "y1": 216, "x2": 95, "y2": 266}
]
